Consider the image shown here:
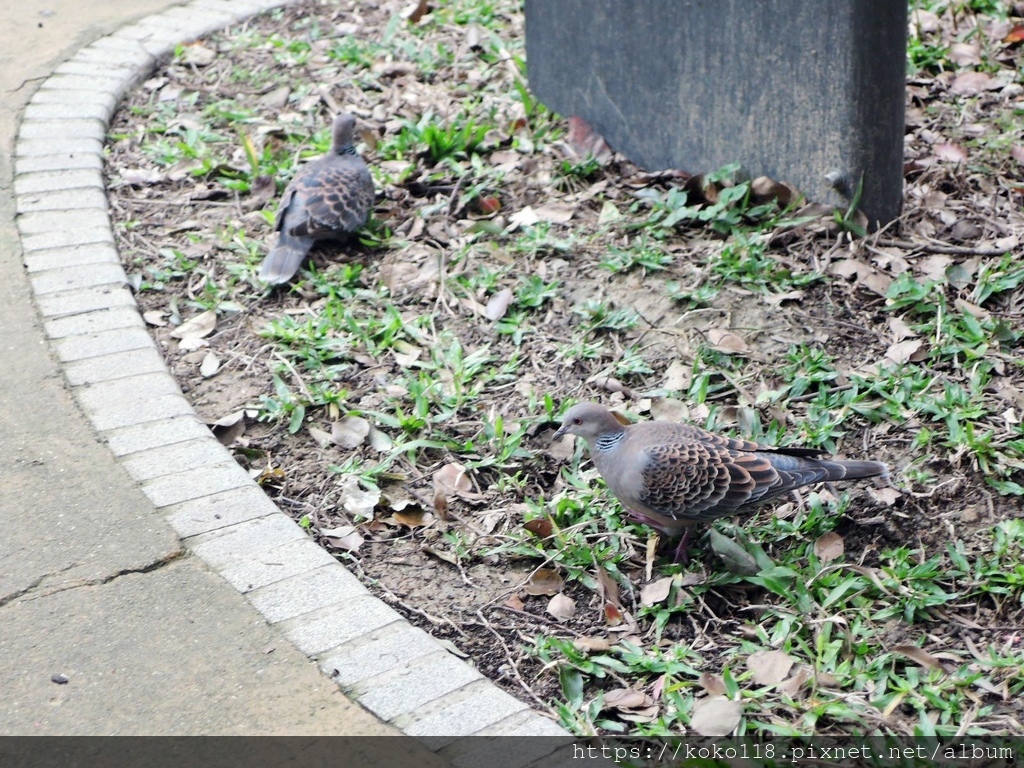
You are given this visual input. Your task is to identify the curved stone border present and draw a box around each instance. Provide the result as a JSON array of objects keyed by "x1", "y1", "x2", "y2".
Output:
[{"x1": 13, "y1": 0, "x2": 568, "y2": 751}]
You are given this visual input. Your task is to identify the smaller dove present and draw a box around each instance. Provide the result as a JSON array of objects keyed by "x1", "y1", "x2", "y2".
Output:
[
  {"x1": 553, "y1": 402, "x2": 889, "y2": 562},
  {"x1": 259, "y1": 113, "x2": 374, "y2": 285}
]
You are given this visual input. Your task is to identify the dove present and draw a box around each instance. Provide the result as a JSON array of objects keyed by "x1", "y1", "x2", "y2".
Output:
[
  {"x1": 553, "y1": 402, "x2": 889, "y2": 562},
  {"x1": 259, "y1": 113, "x2": 374, "y2": 285}
]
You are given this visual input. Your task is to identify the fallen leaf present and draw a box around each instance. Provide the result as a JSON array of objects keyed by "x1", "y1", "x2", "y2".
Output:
[
  {"x1": 603, "y1": 602, "x2": 624, "y2": 626},
  {"x1": 524, "y1": 518, "x2": 554, "y2": 538},
  {"x1": 177, "y1": 336, "x2": 208, "y2": 352},
  {"x1": 814, "y1": 532, "x2": 845, "y2": 564},
  {"x1": 169, "y1": 309, "x2": 217, "y2": 340},
  {"x1": 894, "y1": 644, "x2": 944, "y2": 671},
  {"x1": 209, "y1": 410, "x2": 247, "y2": 446},
  {"x1": 598, "y1": 200, "x2": 622, "y2": 225},
  {"x1": 524, "y1": 568, "x2": 564, "y2": 596},
  {"x1": 199, "y1": 351, "x2": 220, "y2": 378},
  {"x1": 393, "y1": 509, "x2": 434, "y2": 528},
  {"x1": 690, "y1": 696, "x2": 742, "y2": 737},
  {"x1": 698, "y1": 672, "x2": 727, "y2": 696},
  {"x1": 142, "y1": 311, "x2": 168, "y2": 327},
  {"x1": 662, "y1": 360, "x2": 691, "y2": 392},
  {"x1": 340, "y1": 475, "x2": 380, "y2": 519},
  {"x1": 477, "y1": 195, "x2": 501, "y2": 214},
  {"x1": 1005, "y1": 23, "x2": 1024, "y2": 44},
  {"x1": 532, "y1": 202, "x2": 575, "y2": 224},
  {"x1": 888, "y1": 315, "x2": 917, "y2": 341},
  {"x1": 367, "y1": 425, "x2": 393, "y2": 452},
  {"x1": 650, "y1": 397, "x2": 690, "y2": 423},
  {"x1": 402, "y1": 0, "x2": 429, "y2": 23},
  {"x1": 948, "y1": 43, "x2": 981, "y2": 66},
  {"x1": 1012, "y1": 145, "x2": 1024, "y2": 165},
  {"x1": 950, "y1": 71, "x2": 992, "y2": 96},
  {"x1": 331, "y1": 416, "x2": 370, "y2": 449},
  {"x1": 181, "y1": 43, "x2": 216, "y2": 66},
  {"x1": 602, "y1": 688, "x2": 650, "y2": 711},
  {"x1": 777, "y1": 665, "x2": 813, "y2": 697},
  {"x1": 573, "y1": 637, "x2": 612, "y2": 653},
  {"x1": 566, "y1": 115, "x2": 613, "y2": 164},
  {"x1": 868, "y1": 487, "x2": 902, "y2": 506},
  {"x1": 509, "y1": 206, "x2": 540, "y2": 228},
  {"x1": 764, "y1": 289, "x2": 805, "y2": 305},
  {"x1": 707, "y1": 328, "x2": 749, "y2": 355},
  {"x1": 640, "y1": 576, "x2": 673, "y2": 607},
  {"x1": 546, "y1": 592, "x2": 576, "y2": 622},
  {"x1": 933, "y1": 142, "x2": 968, "y2": 163},
  {"x1": 748, "y1": 650, "x2": 795, "y2": 686},
  {"x1": 505, "y1": 594, "x2": 525, "y2": 611},
  {"x1": 484, "y1": 287, "x2": 514, "y2": 321},
  {"x1": 885, "y1": 338, "x2": 924, "y2": 365}
]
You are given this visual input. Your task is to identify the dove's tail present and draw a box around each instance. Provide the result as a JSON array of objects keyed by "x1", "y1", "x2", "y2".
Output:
[
  {"x1": 825, "y1": 460, "x2": 890, "y2": 481},
  {"x1": 259, "y1": 232, "x2": 312, "y2": 285}
]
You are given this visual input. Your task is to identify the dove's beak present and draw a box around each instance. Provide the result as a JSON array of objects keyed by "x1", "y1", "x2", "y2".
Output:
[{"x1": 552, "y1": 424, "x2": 567, "y2": 441}]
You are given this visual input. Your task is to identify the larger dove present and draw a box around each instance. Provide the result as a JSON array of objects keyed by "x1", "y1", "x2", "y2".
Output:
[
  {"x1": 553, "y1": 402, "x2": 888, "y2": 561},
  {"x1": 259, "y1": 113, "x2": 374, "y2": 285}
]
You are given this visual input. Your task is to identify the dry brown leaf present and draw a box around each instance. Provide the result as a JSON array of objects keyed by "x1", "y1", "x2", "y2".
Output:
[
  {"x1": 764, "y1": 289, "x2": 805, "y2": 306},
  {"x1": 199, "y1": 351, "x2": 220, "y2": 378},
  {"x1": 524, "y1": 518, "x2": 554, "y2": 538},
  {"x1": 143, "y1": 310, "x2": 167, "y2": 327},
  {"x1": 885, "y1": 338, "x2": 924, "y2": 365},
  {"x1": 524, "y1": 568, "x2": 564, "y2": 596},
  {"x1": 748, "y1": 650, "x2": 795, "y2": 686},
  {"x1": 307, "y1": 425, "x2": 333, "y2": 448},
  {"x1": 950, "y1": 71, "x2": 992, "y2": 95},
  {"x1": 402, "y1": 0, "x2": 429, "y2": 23},
  {"x1": 690, "y1": 696, "x2": 742, "y2": 737},
  {"x1": 532, "y1": 202, "x2": 575, "y2": 224},
  {"x1": 603, "y1": 602, "x2": 624, "y2": 626},
  {"x1": 894, "y1": 644, "x2": 944, "y2": 671},
  {"x1": 434, "y1": 462, "x2": 473, "y2": 496},
  {"x1": 662, "y1": 360, "x2": 691, "y2": 392},
  {"x1": 814, "y1": 532, "x2": 845, "y2": 564},
  {"x1": 505, "y1": 593, "x2": 525, "y2": 611},
  {"x1": 573, "y1": 637, "x2": 612, "y2": 654},
  {"x1": 509, "y1": 206, "x2": 540, "y2": 228},
  {"x1": 210, "y1": 410, "x2": 247, "y2": 446},
  {"x1": 698, "y1": 672, "x2": 727, "y2": 696},
  {"x1": 1005, "y1": 23, "x2": 1024, "y2": 44},
  {"x1": 650, "y1": 397, "x2": 690, "y2": 423},
  {"x1": 707, "y1": 328, "x2": 748, "y2": 355},
  {"x1": 777, "y1": 665, "x2": 813, "y2": 697},
  {"x1": 484, "y1": 287, "x2": 514, "y2": 321},
  {"x1": 332, "y1": 416, "x2": 370, "y2": 449},
  {"x1": 169, "y1": 309, "x2": 217, "y2": 340},
  {"x1": 566, "y1": 115, "x2": 613, "y2": 164},
  {"x1": 393, "y1": 509, "x2": 434, "y2": 528},
  {"x1": 546, "y1": 592, "x2": 576, "y2": 622},
  {"x1": 320, "y1": 525, "x2": 364, "y2": 553},
  {"x1": 595, "y1": 567, "x2": 621, "y2": 608},
  {"x1": 1011, "y1": 145, "x2": 1024, "y2": 165},
  {"x1": 933, "y1": 142, "x2": 968, "y2": 162},
  {"x1": 948, "y1": 42, "x2": 982, "y2": 66},
  {"x1": 602, "y1": 688, "x2": 650, "y2": 711},
  {"x1": 868, "y1": 487, "x2": 902, "y2": 506},
  {"x1": 888, "y1": 315, "x2": 917, "y2": 341},
  {"x1": 340, "y1": 476, "x2": 380, "y2": 519},
  {"x1": 640, "y1": 576, "x2": 673, "y2": 607}
]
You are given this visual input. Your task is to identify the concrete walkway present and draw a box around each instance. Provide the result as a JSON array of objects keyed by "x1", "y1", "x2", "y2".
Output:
[{"x1": 0, "y1": 0, "x2": 568, "y2": 756}]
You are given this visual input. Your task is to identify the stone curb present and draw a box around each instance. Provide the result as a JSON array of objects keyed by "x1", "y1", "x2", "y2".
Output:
[{"x1": 12, "y1": 0, "x2": 570, "y2": 757}]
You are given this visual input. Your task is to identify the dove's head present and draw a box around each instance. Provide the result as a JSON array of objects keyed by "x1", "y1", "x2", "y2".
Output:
[
  {"x1": 553, "y1": 402, "x2": 627, "y2": 444},
  {"x1": 331, "y1": 113, "x2": 358, "y2": 153}
]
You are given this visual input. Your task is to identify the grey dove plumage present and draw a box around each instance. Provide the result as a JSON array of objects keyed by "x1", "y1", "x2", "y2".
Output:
[
  {"x1": 553, "y1": 402, "x2": 889, "y2": 561},
  {"x1": 259, "y1": 113, "x2": 374, "y2": 285}
]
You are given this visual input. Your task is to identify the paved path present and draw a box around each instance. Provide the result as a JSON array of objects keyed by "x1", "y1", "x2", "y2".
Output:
[{"x1": 0, "y1": 0, "x2": 568, "y2": 756}]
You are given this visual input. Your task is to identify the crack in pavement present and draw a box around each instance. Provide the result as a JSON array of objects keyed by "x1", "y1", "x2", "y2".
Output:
[{"x1": 0, "y1": 545, "x2": 186, "y2": 608}]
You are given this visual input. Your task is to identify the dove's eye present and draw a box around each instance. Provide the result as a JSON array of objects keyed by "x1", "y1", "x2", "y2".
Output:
[{"x1": 572, "y1": 417, "x2": 582, "y2": 425}]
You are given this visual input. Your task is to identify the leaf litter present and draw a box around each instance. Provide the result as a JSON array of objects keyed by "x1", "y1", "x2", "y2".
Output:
[{"x1": 104, "y1": 0, "x2": 1024, "y2": 738}]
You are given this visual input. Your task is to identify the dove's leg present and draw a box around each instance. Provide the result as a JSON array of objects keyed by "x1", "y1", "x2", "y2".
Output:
[{"x1": 259, "y1": 231, "x2": 313, "y2": 285}]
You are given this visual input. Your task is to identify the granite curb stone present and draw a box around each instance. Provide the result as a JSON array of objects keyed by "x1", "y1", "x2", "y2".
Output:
[{"x1": 12, "y1": 0, "x2": 570, "y2": 749}]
